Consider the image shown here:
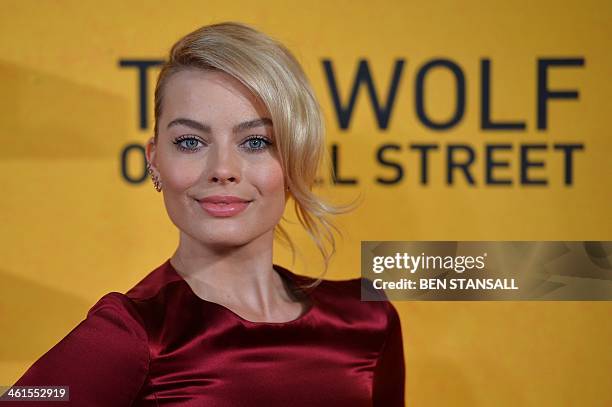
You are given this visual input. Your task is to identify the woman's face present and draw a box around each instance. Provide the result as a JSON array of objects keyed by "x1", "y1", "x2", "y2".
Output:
[{"x1": 146, "y1": 68, "x2": 287, "y2": 250}]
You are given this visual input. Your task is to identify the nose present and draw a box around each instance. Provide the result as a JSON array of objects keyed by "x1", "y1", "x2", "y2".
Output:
[{"x1": 205, "y1": 142, "x2": 241, "y2": 185}]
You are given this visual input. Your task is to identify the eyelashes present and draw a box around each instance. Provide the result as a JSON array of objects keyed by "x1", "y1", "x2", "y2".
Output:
[
  {"x1": 172, "y1": 135, "x2": 274, "y2": 153},
  {"x1": 242, "y1": 136, "x2": 271, "y2": 151},
  {"x1": 173, "y1": 136, "x2": 202, "y2": 152}
]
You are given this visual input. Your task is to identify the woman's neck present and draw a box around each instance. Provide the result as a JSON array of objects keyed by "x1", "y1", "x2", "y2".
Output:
[{"x1": 169, "y1": 229, "x2": 300, "y2": 320}]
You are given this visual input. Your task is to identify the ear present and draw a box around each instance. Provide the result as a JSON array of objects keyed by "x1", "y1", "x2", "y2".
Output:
[{"x1": 145, "y1": 136, "x2": 157, "y2": 167}]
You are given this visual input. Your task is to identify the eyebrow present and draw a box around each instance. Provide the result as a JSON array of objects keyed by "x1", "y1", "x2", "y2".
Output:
[{"x1": 166, "y1": 117, "x2": 273, "y2": 133}]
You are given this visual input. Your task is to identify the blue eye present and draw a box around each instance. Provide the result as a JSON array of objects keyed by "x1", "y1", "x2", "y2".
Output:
[
  {"x1": 173, "y1": 136, "x2": 203, "y2": 152},
  {"x1": 243, "y1": 136, "x2": 273, "y2": 152}
]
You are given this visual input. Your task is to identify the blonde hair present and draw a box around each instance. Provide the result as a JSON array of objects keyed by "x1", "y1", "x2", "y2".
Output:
[{"x1": 153, "y1": 21, "x2": 360, "y2": 290}]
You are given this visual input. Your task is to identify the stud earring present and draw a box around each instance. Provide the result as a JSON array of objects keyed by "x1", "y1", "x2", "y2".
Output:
[{"x1": 146, "y1": 161, "x2": 162, "y2": 192}]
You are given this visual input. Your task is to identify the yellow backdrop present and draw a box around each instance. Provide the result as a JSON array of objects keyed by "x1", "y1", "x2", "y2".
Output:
[{"x1": 1, "y1": 1, "x2": 610, "y2": 406}]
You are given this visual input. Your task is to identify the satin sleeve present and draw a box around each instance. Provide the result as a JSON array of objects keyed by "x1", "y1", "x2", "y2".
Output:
[
  {"x1": 10, "y1": 292, "x2": 149, "y2": 406},
  {"x1": 372, "y1": 301, "x2": 406, "y2": 406}
]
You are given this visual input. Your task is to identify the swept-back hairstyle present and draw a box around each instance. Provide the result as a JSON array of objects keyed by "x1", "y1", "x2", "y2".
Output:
[{"x1": 153, "y1": 21, "x2": 359, "y2": 289}]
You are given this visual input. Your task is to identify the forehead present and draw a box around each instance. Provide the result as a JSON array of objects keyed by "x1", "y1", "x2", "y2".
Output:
[{"x1": 161, "y1": 68, "x2": 267, "y2": 120}]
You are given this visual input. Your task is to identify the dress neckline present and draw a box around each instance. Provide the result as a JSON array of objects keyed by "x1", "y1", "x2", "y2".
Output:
[{"x1": 164, "y1": 258, "x2": 318, "y2": 326}]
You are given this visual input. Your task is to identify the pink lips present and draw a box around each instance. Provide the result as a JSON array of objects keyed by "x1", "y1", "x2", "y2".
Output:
[{"x1": 198, "y1": 195, "x2": 252, "y2": 217}]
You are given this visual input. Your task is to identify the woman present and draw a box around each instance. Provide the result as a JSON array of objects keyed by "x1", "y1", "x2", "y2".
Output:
[{"x1": 12, "y1": 22, "x2": 405, "y2": 406}]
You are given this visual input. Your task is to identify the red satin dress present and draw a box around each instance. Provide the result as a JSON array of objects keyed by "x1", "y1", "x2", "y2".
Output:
[{"x1": 12, "y1": 259, "x2": 405, "y2": 406}]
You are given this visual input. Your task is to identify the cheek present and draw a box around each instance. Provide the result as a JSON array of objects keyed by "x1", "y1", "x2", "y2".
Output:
[
  {"x1": 158, "y1": 160, "x2": 202, "y2": 223},
  {"x1": 250, "y1": 159, "x2": 285, "y2": 197},
  {"x1": 160, "y1": 160, "x2": 201, "y2": 192}
]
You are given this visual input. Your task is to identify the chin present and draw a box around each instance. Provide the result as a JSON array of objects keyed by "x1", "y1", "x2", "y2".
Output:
[
  {"x1": 195, "y1": 228, "x2": 262, "y2": 248},
  {"x1": 199, "y1": 239, "x2": 250, "y2": 251}
]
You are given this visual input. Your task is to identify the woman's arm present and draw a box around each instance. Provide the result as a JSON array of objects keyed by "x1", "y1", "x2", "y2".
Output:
[
  {"x1": 10, "y1": 292, "x2": 149, "y2": 406},
  {"x1": 372, "y1": 301, "x2": 406, "y2": 406}
]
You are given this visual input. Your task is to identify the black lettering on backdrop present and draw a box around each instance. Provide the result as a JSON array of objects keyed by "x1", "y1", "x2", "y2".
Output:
[
  {"x1": 537, "y1": 58, "x2": 585, "y2": 130},
  {"x1": 331, "y1": 143, "x2": 358, "y2": 184},
  {"x1": 416, "y1": 59, "x2": 466, "y2": 130},
  {"x1": 322, "y1": 59, "x2": 405, "y2": 130},
  {"x1": 409, "y1": 144, "x2": 439, "y2": 185},
  {"x1": 447, "y1": 144, "x2": 476, "y2": 185},
  {"x1": 118, "y1": 59, "x2": 164, "y2": 184},
  {"x1": 481, "y1": 59, "x2": 527, "y2": 130},
  {"x1": 120, "y1": 143, "x2": 147, "y2": 184},
  {"x1": 553, "y1": 144, "x2": 584, "y2": 185},
  {"x1": 118, "y1": 59, "x2": 165, "y2": 130},
  {"x1": 485, "y1": 144, "x2": 513, "y2": 185},
  {"x1": 375, "y1": 144, "x2": 403, "y2": 184},
  {"x1": 520, "y1": 144, "x2": 548, "y2": 185}
]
